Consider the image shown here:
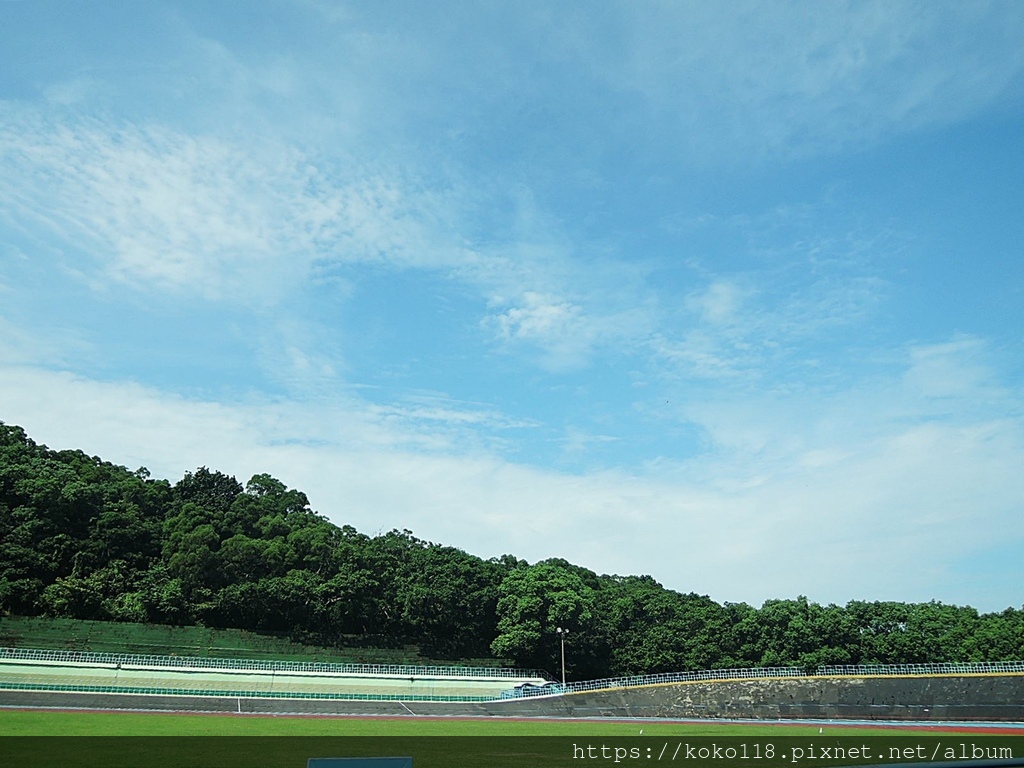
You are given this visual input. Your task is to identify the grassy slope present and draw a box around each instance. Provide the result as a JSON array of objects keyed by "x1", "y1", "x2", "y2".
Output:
[{"x1": 0, "y1": 616, "x2": 506, "y2": 667}]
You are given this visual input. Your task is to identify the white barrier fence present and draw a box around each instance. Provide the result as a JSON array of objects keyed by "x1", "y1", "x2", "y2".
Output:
[
  {"x1": 817, "y1": 661, "x2": 1024, "y2": 676},
  {"x1": 0, "y1": 646, "x2": 545, "y2": 679}
]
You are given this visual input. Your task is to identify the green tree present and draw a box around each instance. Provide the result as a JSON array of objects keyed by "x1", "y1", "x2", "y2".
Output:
[
  {"x1": 734, "y1": 597, "x2": 856, "y2": 669},
  {"x1": 491, "y1": 559, "x2": 604, "y2": 677},
  {"x1": 599, "y1": 576, "x2": 737, "y2": 675}
]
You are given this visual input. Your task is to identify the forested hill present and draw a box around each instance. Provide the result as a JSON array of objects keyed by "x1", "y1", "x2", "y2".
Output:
[{"x1": 1, "y1": 421, "x2": 1021, "y2": 679}]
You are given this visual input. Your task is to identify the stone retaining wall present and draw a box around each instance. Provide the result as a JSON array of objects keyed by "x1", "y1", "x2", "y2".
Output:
[{"x1": 489, "y1": 675, "x2": 1024, "y2": 721}]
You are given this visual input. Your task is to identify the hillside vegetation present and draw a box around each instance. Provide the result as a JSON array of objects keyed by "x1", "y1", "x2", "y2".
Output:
[
  {"x1": 1, "y1": 421, "x2": 1021, "y2": 680},
  {"x1": 0, "y1": 615, "x2": 501, "y2": 666}
]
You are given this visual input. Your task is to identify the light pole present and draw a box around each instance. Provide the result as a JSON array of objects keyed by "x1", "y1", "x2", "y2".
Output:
[{"x1": 556, "y1": 627, "x2": 569, "y2": 687}]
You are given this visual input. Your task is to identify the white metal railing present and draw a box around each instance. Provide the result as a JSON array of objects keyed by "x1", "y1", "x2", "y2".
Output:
[
  {"x1": 0, "y1": 680, "x2": 495, "y2": 702},
  {"x1": 817, "y1": 661, "x2": 1024, "y2": 676},
  {"x1": 565, "y1": 665, "x2": 805, "y2": 695},
  {"x1": 0, "y1": 647, "x2": 546, "y2": 679}
]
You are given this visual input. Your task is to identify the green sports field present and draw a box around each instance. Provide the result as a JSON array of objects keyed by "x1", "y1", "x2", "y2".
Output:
[
  {"x1": 3, "y1": 710, "x2": 1019, "y2": 768},
  {"x1": 0, "y1": 708, "x2": 955, "y2": 736}
]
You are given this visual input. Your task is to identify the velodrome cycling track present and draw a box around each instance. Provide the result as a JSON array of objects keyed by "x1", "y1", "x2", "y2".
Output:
[{"x1": 2, "y1": 653, "x2": 1022, "y2": 730}]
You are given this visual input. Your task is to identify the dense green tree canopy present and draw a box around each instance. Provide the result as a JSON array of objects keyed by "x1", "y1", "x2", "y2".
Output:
[{"x1": 1, "y1": 421, "x2": 1021, "y2": 678}]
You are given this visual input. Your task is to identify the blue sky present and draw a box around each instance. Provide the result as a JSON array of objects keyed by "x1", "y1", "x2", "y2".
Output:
[{"x1": 2, "y1": 1, "x2": 1023, "y2": 611}]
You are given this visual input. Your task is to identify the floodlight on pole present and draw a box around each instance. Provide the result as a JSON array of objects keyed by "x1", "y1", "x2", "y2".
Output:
[{"x1": 556, "y1": 627, "x2": 569, "y2": 687}]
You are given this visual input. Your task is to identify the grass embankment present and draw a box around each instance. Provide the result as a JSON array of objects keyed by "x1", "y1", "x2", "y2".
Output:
[{"x1": 0, "y1": 616, "x2": 506, "y2": 667}]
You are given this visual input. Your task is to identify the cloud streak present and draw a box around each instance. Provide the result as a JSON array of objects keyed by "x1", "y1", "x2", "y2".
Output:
[
  {"x1": 0, "y1": 105, "x2": 670, "y2": 377},
  {"x1": 569, "y1": 1, "x2": 1024, "y2": 160}
]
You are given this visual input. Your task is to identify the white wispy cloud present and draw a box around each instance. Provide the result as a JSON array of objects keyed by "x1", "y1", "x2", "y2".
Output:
[
  {"x1": 14, "y1": 0, "x2": 995, "y2": 387},
  {"x1": 484, "y1": 292, "x2": 592, "y2": 369},
  {"x1": 668, "y1": 335, "x2": 1020, "y2": 464},
  {"x1": 902, "y1": 335, "x2": 1013, "y2": 406},
  {"x1": 0, "y1": 104, "x2": 655, "y2": 377},
  {"x1": 564, "y1": 1, "x2": 1024, "y2": 160},
  {"x1": 685, "y1": 281, "x2": 752, "y2": 327},
  {"x1": 290, "y1": 2, "x2": 1024, "y2": 163},
  {"x1": 0, "y1": 111, "x2": 307, "y2": 300},
  {"x1": 650, "y1": 201, "x2": 900, "y2": 383},
  {"x1": 0, "y1": 317, "x2": 93, "y2": 369},
  {"x1": 373, "y1": 394, "x2": 538, "y2": 430},
  {"x1": 483, "y1": 288, "x2": 656, "y2": 372},
  {"x1": 0, "y1": 107, "x2": 482, "y2": 304}
]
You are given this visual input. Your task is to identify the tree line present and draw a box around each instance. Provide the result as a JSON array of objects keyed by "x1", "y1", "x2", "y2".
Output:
[{"x1": 1, "y1": 422, "x2": 1021, "y2": 679}]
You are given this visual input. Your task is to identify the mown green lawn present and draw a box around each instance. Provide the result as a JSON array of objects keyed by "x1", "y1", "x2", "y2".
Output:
[
  {"x1": 4, "y1": 711, "x2": 1016, "y2": 768},
  {"x1": 0, "y1": 708, "x2": 917, "y2": 736}
]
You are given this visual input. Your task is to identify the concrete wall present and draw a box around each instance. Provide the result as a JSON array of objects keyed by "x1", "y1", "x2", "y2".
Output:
[
  {"x1": 3, "y1": 674, "x2": 1022, "y2": 721},
  {"x1": 487, "y1": 674, "x2": 1024, "y2": 721}
]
